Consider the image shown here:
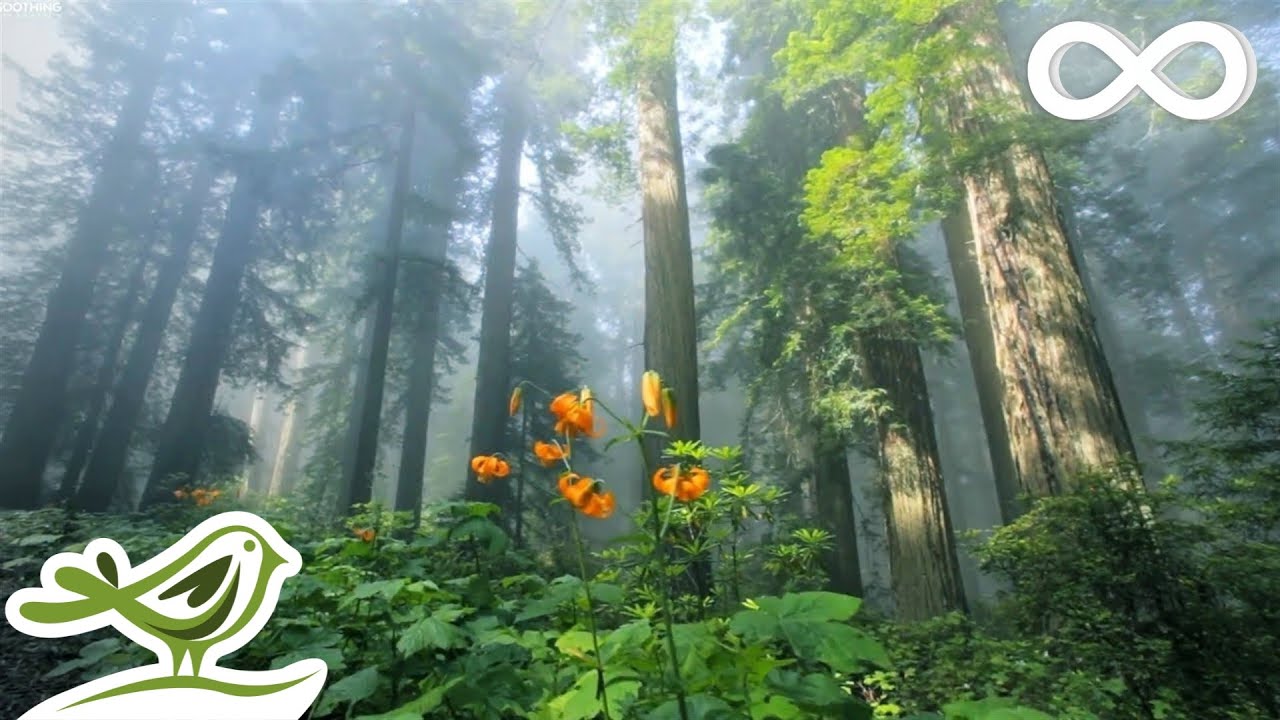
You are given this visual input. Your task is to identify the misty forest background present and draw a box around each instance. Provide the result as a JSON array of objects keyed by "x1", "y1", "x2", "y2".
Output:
[{"x1": 0, "y1": 0, "x2": 1277, "y2": 718}]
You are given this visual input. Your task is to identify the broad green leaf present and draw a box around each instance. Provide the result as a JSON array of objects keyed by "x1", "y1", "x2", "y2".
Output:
[
  {"x1": 589, "y1": 582, "x2": 626, "y2": 605},
  {"x1": 316, "y1": 666, "x2": 381, "y2": 716},
  {"x1": 549, "y1": 670, "x2": 642, "y2": 720},
  {"x1": 270, "y1": 645, "x2": 345, "y2": 673},
  {"x1": 600, "y1": 619, "x2": 652, "y2": 663},
  {"x1": 778, "y1": 592, "x2": 862, "y2": 622},
  {"x1": 359, "y1": 677, "x2": 463, "y2": 720},
  {"x1": 398, "y1": 615, "x2": 464, "y2": 656},
  {"x1": 784, "y1": 623, "x2": 890, "y2": 673},
  {"x1": 766, "y1": 670, "x2": 859, "y2": 711},
  {"x1": 943, "y1": 697, "x2": 1055, "y2": 720},
  {"x1": 555, "y1": 629, "x2": 597, "y2": 661},
  {"x1": 645, "y1": 694, "x2": 736, "y2": 719},
  {"x1": 45, "y1": 638, "x2": 122, "y2": 679},
  {"x1": 352, "y1": 578, "x2": 408, "y2": 602}
]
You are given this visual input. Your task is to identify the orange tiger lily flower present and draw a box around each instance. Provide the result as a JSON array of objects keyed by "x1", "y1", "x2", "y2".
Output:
[
  {"x1": 533, "y1": 440, "x2": 568, "y2": 466},
  {"x1": 353, "y1": 527, "x2": 376, "y2": 543},
  {"x1": 641, "y1": 371, "x2": 662, "y2": 417},
  {"x1": 558, "y1": 472, "x2": 594, "y2": 507},
  {"x1": 580, "y1": 489, "x2": 616, "y2": 519},
  {"x1": 549, "y1": 391, "x2": 603, "y2": 438},
  {"x1": 508, "y1": 386, "x2": 524, "y2": 416},
  {"x1": 652, "y1": 465, "x2": 710, "y2": 502},
  {"x1": 558, "y1": 472, "x2": 616, "y2": 519},
  {"x1": 471, "y1": 454, "x2": 511, "y2": 484}
]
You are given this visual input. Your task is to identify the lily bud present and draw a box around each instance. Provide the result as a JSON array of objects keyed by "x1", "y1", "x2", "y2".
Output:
[
  {"x1": 508, "y1": 386, "x2": 523, "y2": 416},
  {"x1": 661, "y1": 387, "x2": 677, "y2": 429},
  {"x1": 641, "y1": 370, "x2": 662, "y2": 417}
]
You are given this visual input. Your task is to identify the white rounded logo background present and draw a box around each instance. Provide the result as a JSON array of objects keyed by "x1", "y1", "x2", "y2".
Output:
[{"x1": 1027, "y1": 21, "x2": 1257, "y2": 121}]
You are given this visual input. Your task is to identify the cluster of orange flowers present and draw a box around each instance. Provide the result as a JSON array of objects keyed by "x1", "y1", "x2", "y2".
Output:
[
  {"x1": 351, "y1": 527, "x2": 376, "y2": 543},
  {"x1": 470, "y1": 372, "x2": 710, "y2": 521},
  {"x1": 172, "y1": 486, "x2": 222, "y2": 507}
]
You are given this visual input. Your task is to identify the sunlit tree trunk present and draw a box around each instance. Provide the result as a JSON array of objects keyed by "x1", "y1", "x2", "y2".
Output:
[
  {"x1": 143, "y1": 99, "x2": 282, "y2": 504},
  {"x1": 638, "y1": 44, "x2": 700, "y2": 452},
  {"x1": 76, "y1": 102, "x2": 236, "y2": 513},
  {"x1": 466, "y1": 75, "x2": 528, "y2": 512},
  {"x1": 637, "y1": 19, "x2": 706, "y2": 598},
  {"x1": 0, "y1": 8, "x2": 178, "y2": 509},
  {"x1": 244, "y1": 386, "x2": 267, "y2": 494},
  {"x1": 337, "y1": 102, "x2": 415, "y2": 514},
  {"x1": 268, "y1": 344, "x2": 308, "y2": 496},
  {"x1": 941, "y1": 1, "x2": 1136, "y2": 504},
  {"x1": 863, "y1": 337, "x2": 967, "y2": 620}
]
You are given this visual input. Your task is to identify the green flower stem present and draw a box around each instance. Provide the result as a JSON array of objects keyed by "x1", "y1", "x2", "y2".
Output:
[
  {"x1": 636, "y1": 421, "x2": 691, "y2": 720},
  {"x1": 569, "y1": 513, "x2": 612, "y2": 720}
]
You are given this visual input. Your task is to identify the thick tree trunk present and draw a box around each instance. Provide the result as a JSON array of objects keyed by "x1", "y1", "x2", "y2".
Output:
[
  {"x1": 75, "y1": 104, "x2": 235, "y2": 512},
  {"x1": 942, "y1": 1, "x2": 1136, "y2": 501},
  {"x1": 465, "y1": 75, "x2": 527, "y2": 510},
  {"x1": 863, "y1": 337, "x2": 967, "y2": 620},
  {"x1": 812, "y1": 440, "x2": 863, "y2": 597},
  {"x1": 55, "y1": 251, "x2": 151, "y2": 501},
  {"x1": 143, "y1": 100, "x2": 282, "y2": 503},
  {"x1": 0, "y1": 9, "x2": 178, "y2": 509},
  {"x1": 1059, "y1": 195, "x2": 1164, "y2": 485},
  {"x1": 638, "y1": 56, "x2": 701, "y2": 451},
  {"x1": 338, "y1": 103, "x2": 416, "y2": 514},
  {"x1": 637, "y1": 39, "x2": 706, "y2": 598}
]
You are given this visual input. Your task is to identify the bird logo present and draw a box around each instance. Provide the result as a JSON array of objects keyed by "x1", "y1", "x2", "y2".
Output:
[{"x1": 5, "y1": 511, "x2": 328, "y2": 720}]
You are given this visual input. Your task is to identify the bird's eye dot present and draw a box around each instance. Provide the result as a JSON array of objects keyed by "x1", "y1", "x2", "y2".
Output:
[{"x1": 244, "y1": 539, "x2": 257, "y2": 552}]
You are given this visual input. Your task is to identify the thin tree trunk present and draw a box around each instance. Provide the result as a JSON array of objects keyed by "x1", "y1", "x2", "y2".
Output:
[
  {"x1": 75, "y1": 103, "x2": 236, "y2": 512},
  {"x1": 268, "y1": 344, "x2": 308, "y2": 496},
  {"x1": 339, "y1": 316, "x2": 374, "y2": 498},
  {"x1": 394, "y1": 233, "x2": 449, "y2": 517},
  {"x1": 244, "y1": 386, "x2": 267, "y2": 494},
  {"x1": 338, "y1": 102, "x2": 416, "y2": 514},
  {"x1": 863, "y1": 337, "x2": 967, "y2": 620},
  {"x1": 55, "y1": 250, "x2": 152, "y2": 501},
  {"x1": 941, "y1": 0, "x2": 1136, "y2": 502},
  {"x1": 812, "y1": 440, "x2": 863, "y2": 598},
  {"x1": 0, "y1": 8, "x2": 178, "y2": 509},
  {"x1": 396, "y1": 111, "x2": 469, "y2": 521},
  {"x1": 465, "y1": 74, "x2": 528, "y2": 511},
  {"x1": 143, "y1": 99, "x2": 282, "y2": 504}
]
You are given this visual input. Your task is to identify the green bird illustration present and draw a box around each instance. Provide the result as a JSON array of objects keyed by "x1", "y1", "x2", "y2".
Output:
[{"x1": 13, "y1": 517, "x2": 293, "y2": 678}]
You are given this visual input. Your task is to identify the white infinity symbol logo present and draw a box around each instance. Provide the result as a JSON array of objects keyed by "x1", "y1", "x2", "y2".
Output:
[{"x1": 1027, "y1": 21, "x2": 1257, "y2": 121}]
